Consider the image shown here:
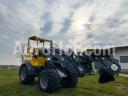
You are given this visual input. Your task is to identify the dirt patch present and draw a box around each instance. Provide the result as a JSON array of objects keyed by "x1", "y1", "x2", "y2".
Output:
[{"x1": 115, "y1": 84, "x2": 128, "y2": 90}]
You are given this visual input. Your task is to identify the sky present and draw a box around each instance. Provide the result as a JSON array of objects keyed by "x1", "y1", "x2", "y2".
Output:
[{"x1": 0, "y1": 0, "x2": 128, "y2": 61}]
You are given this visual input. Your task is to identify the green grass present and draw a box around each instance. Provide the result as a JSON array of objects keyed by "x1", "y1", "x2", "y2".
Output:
[{"x1": 0, "y1": 69, "x2": 128, "y2": 96}]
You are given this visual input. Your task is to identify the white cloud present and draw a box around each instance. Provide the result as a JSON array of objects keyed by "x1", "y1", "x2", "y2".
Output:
[
  {"x1": 66, "y1": 0, "x2": 128, "y2": 49},
  {"x1": 0, "y1": 0, "x2": 128, "y2": 54}
]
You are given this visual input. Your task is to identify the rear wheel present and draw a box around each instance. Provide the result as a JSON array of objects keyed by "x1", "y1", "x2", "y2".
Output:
[
  {"x1": 61, "y1": 62, "x2": 78, "y2": 88},
  {"x1": 111, "y1": 63, "x2": 121, "y2": 74},
  {"x1": 39, "y1": 69, "x2": 60, "y2": 93},
  {"x1": 61, "y1": 75, "x2": 78, "y2": 88},
  {"x1": 19, "y1": 65, "x2": 35, "y2": 84}
]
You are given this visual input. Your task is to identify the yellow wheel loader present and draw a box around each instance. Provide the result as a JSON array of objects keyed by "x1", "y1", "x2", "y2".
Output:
[{"x1": 19, "y1": 35, "x2": 78, "y2": 93}]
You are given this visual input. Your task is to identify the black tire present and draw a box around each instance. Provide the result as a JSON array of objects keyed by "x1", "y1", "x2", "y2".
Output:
[
  {"x1": 61, "y1": 75, "x2": 78, "y2": 88},
  {"x1": 19, "y1": 65, "x2": 35, "y2": 84},
  {"x1": 61, "y1": 62, "x2": 78, "y2": 88},
  {"x1": 111, "y1": 58, "x2": 121, "y2": 73},
  {"x1": 39, "y1": 69, "x2": 60, "y2": 93},
  {"x1": 110, "y1": 63, "x2": 121, "y2": 74}
]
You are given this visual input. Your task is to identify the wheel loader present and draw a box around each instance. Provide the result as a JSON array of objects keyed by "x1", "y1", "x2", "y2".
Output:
[
  {"x1": 19, "y1": 35, "x2": 78, "y2": 93},
  {"x1": 73, "y1": 49, "x2": 121, "y2": 83},
  {"x1": 19, "y1": 35, "x2": 121, "y2": 93}
]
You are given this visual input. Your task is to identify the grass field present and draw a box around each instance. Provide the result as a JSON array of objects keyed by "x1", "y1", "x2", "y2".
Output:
[{"x1": 0, "y1": 69, "x2": 128, "y2": 96}]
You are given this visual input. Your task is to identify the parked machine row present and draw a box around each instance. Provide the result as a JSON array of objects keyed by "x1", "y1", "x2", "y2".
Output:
[{"x1": 19, "y1": 36, "x2": 121, "y2": 93}]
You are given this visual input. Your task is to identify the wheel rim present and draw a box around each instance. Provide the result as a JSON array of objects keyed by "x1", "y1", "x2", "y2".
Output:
[
  {"x1": 40, "y1": 75, "x2": 48, "y2": 90},
  {"x1": 20, "y1": 66, "x2": 27, "y2": 81},
  {"x1": 111, "y1": 64, "x2": 118, "y2": 71}
]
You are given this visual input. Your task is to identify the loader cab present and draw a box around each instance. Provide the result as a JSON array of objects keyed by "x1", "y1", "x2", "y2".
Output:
[{"x1": 22, "y1": 35, "x2": 53, "y2": 67}]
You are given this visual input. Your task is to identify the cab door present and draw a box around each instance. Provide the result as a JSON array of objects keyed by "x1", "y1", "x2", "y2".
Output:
[{"x1": 31, "y1": 48, "x2": 47, "y2": 67}]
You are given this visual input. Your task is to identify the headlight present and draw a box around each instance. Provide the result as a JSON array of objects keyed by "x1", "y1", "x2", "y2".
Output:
[{"x1": 47, "y1": 58, "x2": 50, "y2": 60}]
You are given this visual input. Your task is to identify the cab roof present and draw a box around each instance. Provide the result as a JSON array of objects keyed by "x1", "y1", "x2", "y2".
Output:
[{"x1": 29, "y1": 35, "x2": 52, "y2": 42}]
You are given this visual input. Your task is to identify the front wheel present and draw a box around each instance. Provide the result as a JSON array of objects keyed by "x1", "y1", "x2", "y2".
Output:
[
  {"x1": 39, "y1": 69, "x2": 60, "y2": 93},
  {"x1": 19, "y1": 65, "x2": 35, "y2": 84}
]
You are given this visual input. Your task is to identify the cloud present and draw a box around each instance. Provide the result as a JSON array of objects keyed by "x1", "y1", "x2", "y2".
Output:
[
  {"x1": 40, "y1": 20, "x2": 53, "y2": 34},
  {"x1": 0, "y1": 0, "x2": 128, "y2": 53},
  {"x1": 65, "y1": 0, "x2": 128, "y2": 50}
]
